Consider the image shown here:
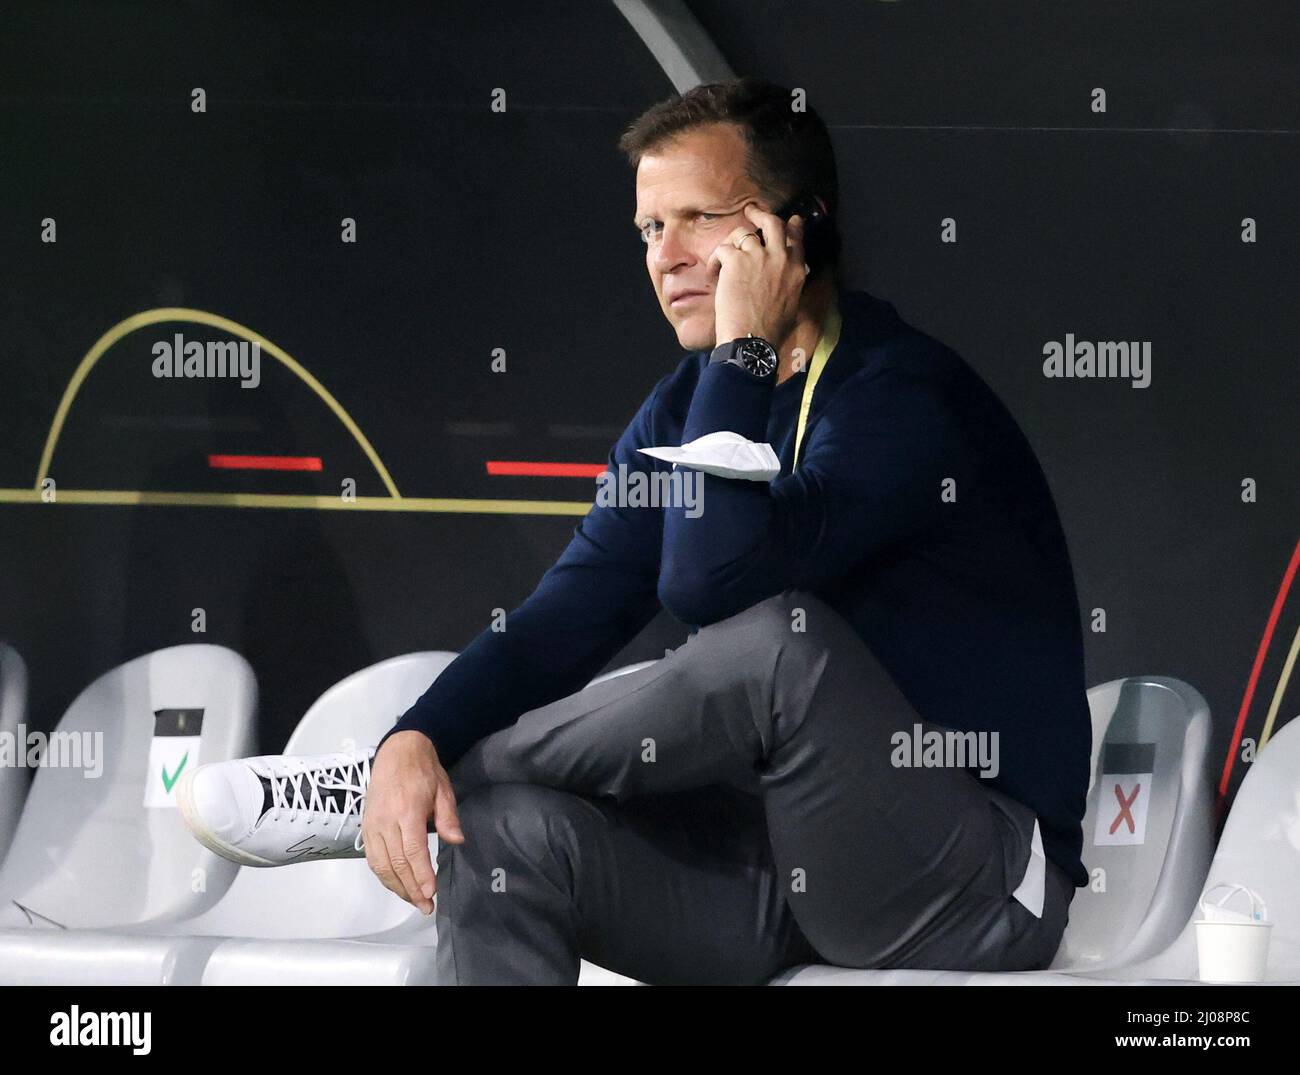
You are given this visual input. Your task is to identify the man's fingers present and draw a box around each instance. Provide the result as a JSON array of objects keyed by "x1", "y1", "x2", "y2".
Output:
[
  {"x1": 365, "y1": 828, "x2": 414, "y2": 906},
  {"x1": 435, "y1": 776, "x2": 465, "y2": 845},
  {"x1": 785, "y1": 214, "x2": 805, "y2": 249},
  {"x1": 786, "y1": 216, "x2": 808, "y2": 275},
  {"x1": 726, "y1": 224, "x2": 762, "y2": 252},
  {"x1": 742, "y1": 201, "x2": 786, "y2": 253},
  {"x1": 385, "y1": 820, "x2": 434, "y2": 915},
  {"x1": 707, "y1": 241, "x2": 737, "y2": 275},
  {"x1": 401, "y1": 813, "x2": 438, "y2": 906}
]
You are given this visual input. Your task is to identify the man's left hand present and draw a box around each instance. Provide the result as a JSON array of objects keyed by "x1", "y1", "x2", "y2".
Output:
[{"x1": 708, "y1": 201, "x2": 810, "y2": 348}]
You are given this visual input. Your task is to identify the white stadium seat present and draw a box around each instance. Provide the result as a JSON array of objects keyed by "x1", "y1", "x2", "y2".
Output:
[
  {"x1": 1051, "y1": 675, "x2": 1216, "y2": 971},
  {"x1": 0, "y1": 651, "x2": 456, "y2": 986},
  {"x1": 1070, "y1": 714, "x2": 1300, "y2": 983},
  {"x1": 196, "y1": 651, "x2": 457, "y2": 985},
  {"x1": 0, "y1": 643, "x2": 30, "y2": 870},
  {"x1": 0, "y1": 644, "x2": 257, "y2": 983}
]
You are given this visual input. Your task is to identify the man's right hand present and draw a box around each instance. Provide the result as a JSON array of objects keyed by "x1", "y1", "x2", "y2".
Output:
[{"x1": 363, "y1": 730, "x2": 465, "y2": 915}]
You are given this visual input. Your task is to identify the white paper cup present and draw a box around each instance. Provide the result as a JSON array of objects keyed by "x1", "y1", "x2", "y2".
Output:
[{"x1": 1195, "y1": 920, "x2": 1272, "y2": 982}]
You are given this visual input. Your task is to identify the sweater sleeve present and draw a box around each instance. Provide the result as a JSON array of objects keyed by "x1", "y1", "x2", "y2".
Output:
[
  {"x1": 658, "y1": 359, "x2": 961, "y2": 626},
  {"x1": 376, "y1": 380, "x2": 668, "y2": 768}
]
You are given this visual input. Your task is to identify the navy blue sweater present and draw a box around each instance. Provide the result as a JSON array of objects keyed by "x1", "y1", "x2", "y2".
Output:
[{"x1": 381, "y1": 287, "x2": 1091, "y2": 888}]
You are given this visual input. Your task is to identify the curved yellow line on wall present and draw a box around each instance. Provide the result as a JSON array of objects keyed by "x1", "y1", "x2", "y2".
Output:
[
  {"x1": 35, "y1": 308, "x2": 401, "y2": 498},
  {"x1": 1259, "y1": 620, "x2": 1300, "y2": 750}
]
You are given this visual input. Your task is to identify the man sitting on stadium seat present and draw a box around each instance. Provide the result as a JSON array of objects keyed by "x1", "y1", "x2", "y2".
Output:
[{"x1": 179, "y1": 77, "x2": 1091, "y2": 986}]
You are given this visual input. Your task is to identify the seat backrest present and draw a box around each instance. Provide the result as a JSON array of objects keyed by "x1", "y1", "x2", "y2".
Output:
[
  {"x1": 1083, "y1": 678, "x2": 1121, "y2": 796},
  {"x1": 187, "y1": 651, "x2": 459, "y2": 939},
  {"x1": 1050, "y1": 676, "x2": 1215, "y2": 971},
  {"x1": 1112, "y1": 714, "x2": 1300, "y2": 981},
  {"x1": 0, "y1": 645, "x2": 257, "y2": 929},
  {"x1": 0, "y1": 644, "x2": 30, "y2": 869}
]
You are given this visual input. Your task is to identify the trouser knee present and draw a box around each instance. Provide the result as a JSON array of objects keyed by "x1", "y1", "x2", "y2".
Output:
[{"x1": 437, "y1": 781, "x2": 584, "y2": 892}]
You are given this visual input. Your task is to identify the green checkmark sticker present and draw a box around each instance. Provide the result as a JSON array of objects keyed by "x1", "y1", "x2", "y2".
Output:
[{"x1": 161, "y1": 751, "x2": 189, "y2": 793}]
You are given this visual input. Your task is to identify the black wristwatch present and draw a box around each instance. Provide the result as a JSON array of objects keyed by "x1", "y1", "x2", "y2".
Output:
[{"x1": 709, "y1": 336, "x2": 779, "y2": 380}]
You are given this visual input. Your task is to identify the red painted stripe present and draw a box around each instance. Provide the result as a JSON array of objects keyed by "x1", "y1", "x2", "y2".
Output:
[
  {"x1": 486, "y1": 460, "x2": 607, "y2": 478},
  {"x1": 208, "y1": 454, "x2": 323, "y2": 472},
  {"x1": 1218, "y1": 535, "x2": 1300, "y2": 806}
]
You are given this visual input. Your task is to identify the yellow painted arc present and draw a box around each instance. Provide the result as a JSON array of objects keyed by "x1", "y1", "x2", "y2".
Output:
[
  {"x1": 1258, "y1": 620, "x2": 1300, "y2": 750},
  {"x1": 34, "y1": 308, "x2": 401, "y2": 498}
]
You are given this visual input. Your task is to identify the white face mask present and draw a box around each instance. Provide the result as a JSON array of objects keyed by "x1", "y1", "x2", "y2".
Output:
[{"x1": 1198, "y1": 882, "x2": 1269, "y2": 924}]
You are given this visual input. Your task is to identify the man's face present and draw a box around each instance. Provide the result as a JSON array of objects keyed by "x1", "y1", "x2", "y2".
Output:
[{"x1": 633, "y1": 122, "x2": 770, "y2": 351}]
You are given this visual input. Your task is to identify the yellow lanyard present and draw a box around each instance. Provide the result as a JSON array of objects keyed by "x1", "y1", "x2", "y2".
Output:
[{"x1": 792, "y1": 297, "x2": 843, "y2": 469}]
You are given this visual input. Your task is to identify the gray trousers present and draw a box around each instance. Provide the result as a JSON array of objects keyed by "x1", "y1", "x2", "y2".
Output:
[{"x1": 435, "y1": 588, "x2": 1075, "y2": 985}]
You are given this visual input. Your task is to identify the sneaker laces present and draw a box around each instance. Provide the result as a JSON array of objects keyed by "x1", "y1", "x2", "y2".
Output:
[{"x1": 267, "y1": 749, "x2": 375, "y2": 852}]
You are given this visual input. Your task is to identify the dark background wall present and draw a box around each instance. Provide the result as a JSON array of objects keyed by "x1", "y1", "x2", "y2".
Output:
[{"x1": 0, "y1": 1, "x2": 1295, "y2": 808}]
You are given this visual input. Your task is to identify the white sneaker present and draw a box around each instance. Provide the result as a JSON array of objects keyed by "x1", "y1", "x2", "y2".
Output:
[{"x1": 176, "y1": 749, "x2": 375, "y2": 867}]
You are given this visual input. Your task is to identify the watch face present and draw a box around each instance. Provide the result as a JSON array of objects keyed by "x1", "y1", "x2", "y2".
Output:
[{"x1": 738, "y1": 337, "x2": 778, "y2": 377}]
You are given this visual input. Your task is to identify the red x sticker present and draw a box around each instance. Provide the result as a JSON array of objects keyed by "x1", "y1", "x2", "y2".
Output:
[
  {"x1": 1109, "y1": 782, "x2": 1141, "y2": 834},
  {"x1": 1094, "y1": 773, "x2": 1151, "y2": 846}
]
